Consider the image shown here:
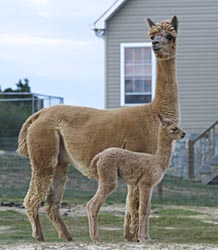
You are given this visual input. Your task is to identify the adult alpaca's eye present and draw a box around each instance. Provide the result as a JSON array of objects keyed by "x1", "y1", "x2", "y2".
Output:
[
  {"x1": 166, "y1": 34, "x2": 173, "y2": 41},
  {"x1": 150, "y1": 36, "x2": 155, "y2": 40}
]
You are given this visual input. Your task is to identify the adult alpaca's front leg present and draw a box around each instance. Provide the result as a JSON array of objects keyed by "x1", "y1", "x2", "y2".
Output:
[{"x1": 124, "y1": 185, "x2": 139, "y2": 242}]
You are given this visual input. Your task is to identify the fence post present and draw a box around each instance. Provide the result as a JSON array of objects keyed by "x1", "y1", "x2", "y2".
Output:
[{"x1": 188, "y1": 139, "x2": 194, "y2": 179}]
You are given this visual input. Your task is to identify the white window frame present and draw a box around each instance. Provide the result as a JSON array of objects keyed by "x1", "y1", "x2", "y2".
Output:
[{"x1": 120, "y1": 42, "x2": 156, "y2": 106}]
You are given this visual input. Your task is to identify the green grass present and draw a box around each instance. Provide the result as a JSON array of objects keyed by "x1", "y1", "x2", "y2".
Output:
[
  {"x1": 152, "y1": 176, "x2": 218, "y2": 207},
  {"x1": 1, "y1": 205, "x2": 218, "y2": 245},
  {"x1": 150, "y1": 207, "x2": 218, "y2": 244},
  {"x1": 1, "y1": 150, "x2": 218, "y2": 245}
]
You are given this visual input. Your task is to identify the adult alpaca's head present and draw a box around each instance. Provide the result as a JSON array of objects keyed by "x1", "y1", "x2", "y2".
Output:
[{"x1": 147, "y1": 16, "x2": 178, "y2": 61}]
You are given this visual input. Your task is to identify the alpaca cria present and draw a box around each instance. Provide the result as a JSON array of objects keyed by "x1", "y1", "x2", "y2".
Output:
[
  {"x1": 17, "y1": 16, "x2": 180, "y2": 242},
  {"x1": 87, "y1": 115, "x2": 185, "y2": 243}
]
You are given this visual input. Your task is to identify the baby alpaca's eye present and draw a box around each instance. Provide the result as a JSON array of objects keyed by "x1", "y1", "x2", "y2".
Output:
[
  {"x1": 150, "y1": 36, "x2": 155, "y2": 40},
  {"x1": 171, "y1": 127, "x2": 178, "y2": 132}
]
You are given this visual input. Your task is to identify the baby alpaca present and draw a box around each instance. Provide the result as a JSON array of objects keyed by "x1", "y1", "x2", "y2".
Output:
[{"x1": 86, "y1": 115, "x2": 185, "y2": 243}]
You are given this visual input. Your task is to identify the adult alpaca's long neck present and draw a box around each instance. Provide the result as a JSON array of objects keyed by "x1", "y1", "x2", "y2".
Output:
[{"x1": 152, "y1": 58, "x2": 180, "y2": 123}]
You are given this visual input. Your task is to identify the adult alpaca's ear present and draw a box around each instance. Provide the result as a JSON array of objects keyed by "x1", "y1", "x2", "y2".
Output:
[
  {"x1": 171, "y1": 16, "x2": 178, "y2": 33},
  {"x1": 147, "y1": 17, "x2": 156, "y2": 28}
]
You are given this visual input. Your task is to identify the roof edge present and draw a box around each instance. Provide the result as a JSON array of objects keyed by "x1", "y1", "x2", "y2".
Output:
[{"x1": 92, "y1": 0, "x2": 127, "y2": 32}]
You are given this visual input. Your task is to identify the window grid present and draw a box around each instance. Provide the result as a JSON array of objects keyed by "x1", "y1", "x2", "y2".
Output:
[{"x1": 120, "y1": 43, "x2": 156, "y2": 106}]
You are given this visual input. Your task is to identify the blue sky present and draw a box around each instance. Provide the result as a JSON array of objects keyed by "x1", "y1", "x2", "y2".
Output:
[{"x1": 0, "y1": 0, "x2": 115, "y2": 108}]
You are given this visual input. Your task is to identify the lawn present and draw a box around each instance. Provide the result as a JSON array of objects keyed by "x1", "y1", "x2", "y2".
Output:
[
  {"x1": 1, "y1": 205, "x2": 218, "y2": 245},
  {"x1": 1, "y1": 151, "x2": 218, "y2": 246}
]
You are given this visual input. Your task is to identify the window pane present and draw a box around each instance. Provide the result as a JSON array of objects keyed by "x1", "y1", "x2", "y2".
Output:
[
  {"x1": 135, "y1": 48, "x2": 143, "y2": 62},
  {"x1": 125, "y1": 64, "x2": 134, "y2": 75},
  {"x1": 144, "y1": 79, "x2": 152, "y2": 92},
  {"x1": 135, "y1": 79, "x2": 144, "y2": 92},
  {"x1": 134, "y1": 77, "x2": 152, "y2": 93},
  {"x1": 125, "y1": 94, "x2": 151, "y2": 104},
  {"x1": 135, "y1": 65, "x2": 143, "y2": 75},
  {"x1": 143, "y1": 47, "x2": 151, "y2": 62},
  {"x1": 143, "y1": 64, "x2": 151, "y2": 75},
  {"x1": 125, "y1": 79, "x2": 134, "y2": 93},
  {"x1": 125, "y1": 48, "x2": 133, "y2": 62}
]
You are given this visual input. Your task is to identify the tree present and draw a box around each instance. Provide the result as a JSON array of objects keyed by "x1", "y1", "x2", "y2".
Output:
[{"x1": 0, "y1": 79, "x2": 34, "y2": 139}]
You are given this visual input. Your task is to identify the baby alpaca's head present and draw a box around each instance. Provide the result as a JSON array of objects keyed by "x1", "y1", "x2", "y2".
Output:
[{"x1": 158, "y1": 114, "x2": 185, "y2": 140}]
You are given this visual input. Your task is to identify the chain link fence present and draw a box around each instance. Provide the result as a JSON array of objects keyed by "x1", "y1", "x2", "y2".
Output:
[
  {"x1": 0, "y1": 92, "x2": 64, "y2": 202},
  {"x1": 0, "y1": 92, "x2": 64, "y2": 137}
]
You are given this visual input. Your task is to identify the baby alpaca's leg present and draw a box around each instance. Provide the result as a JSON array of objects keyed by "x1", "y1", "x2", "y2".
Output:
[
  {"x1": 144, "y1": 192, "x2": 152, "y2": 242},
  {"x1": 138, "y1": 181, "x2": 153, "y2": 243},
  {"x1": 86, "y1": 160, "x2": 117, "y2": 242}
]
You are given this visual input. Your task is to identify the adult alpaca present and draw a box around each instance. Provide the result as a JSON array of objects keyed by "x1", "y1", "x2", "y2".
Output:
[{"x1": 17, "y1": 16, "x2": 180, "y2": 242}]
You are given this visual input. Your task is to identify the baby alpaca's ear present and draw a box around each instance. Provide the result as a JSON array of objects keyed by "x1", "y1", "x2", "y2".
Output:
[
  {"x1": 158, "y1": 114, "x2": 164, "y2": 125},
  {"x1": 158, "y1": 114, "x2": 166, "y2": 126}
]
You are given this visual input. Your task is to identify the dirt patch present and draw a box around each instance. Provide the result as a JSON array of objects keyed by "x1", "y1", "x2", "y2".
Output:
[
  {"x1": 0, "y1": 203, "x2": 125, "y2": 218},
  {"x1": 169, "y1": 205, "x2": 218, "y2": 217},
  {"x1": 0, "y1": 226, "x2": 12, "y2": 234}
]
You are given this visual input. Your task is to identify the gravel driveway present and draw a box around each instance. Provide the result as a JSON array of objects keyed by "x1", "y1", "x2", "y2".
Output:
[{"x1": 2, "y1": 242, "x2": 218, "y2": 250}]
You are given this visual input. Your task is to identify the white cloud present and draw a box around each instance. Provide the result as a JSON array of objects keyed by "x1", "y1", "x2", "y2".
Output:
[
  {"x1": 37, "y1": 10, "x2": 50, "y2": 17},
  {"x1": 0, "y1": 33, "x2": 58, "y2": 45},
  {"x1": 25, "y1": 0, "x2": 49, "y2": 7},
  {"x1": 0, "y1": 33, "x2": 90, "y2": 47}
]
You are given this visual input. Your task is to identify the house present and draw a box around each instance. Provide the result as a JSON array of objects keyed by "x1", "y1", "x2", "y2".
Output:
[{"x1": 92, "y1": 0, "x2": 218, "y2": 182}]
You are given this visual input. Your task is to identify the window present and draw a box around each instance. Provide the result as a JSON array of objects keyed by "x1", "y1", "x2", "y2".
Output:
[{"x1": 120, "y1": 43, "x2": 156, "y2": 106}]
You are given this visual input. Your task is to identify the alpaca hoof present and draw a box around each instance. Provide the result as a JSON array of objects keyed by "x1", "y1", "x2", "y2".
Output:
[
  {"x1": 92, "y1": 236, "x2": 102, "y2": 243},
  {"x1": 35, "y1": 234, "x2": 45, "y2": 242},
  {"x1": 124, "y1": 231, "x2": 139, "y2": 242},
  {"x1": 125, "y1": 235, "x2": 138, "y2": 242},
  {"x1": 94, "y1": 239, "x2": 102, "y2": 243},
  {"x1": 145, "y1": 236, "x2": 153, "y2": 243},
  {"x1": 59, "y1": 232, "x2": 73, "y2": 241},
  {"x1": 124, "y1": 234, "x2": 132, "y2": 242},
  {"x1": 66, "y1": 237, "x2": 73, "y2": 241},
  {"x1": 139, "y1": 237, "x2": 153, "y2": 244}
]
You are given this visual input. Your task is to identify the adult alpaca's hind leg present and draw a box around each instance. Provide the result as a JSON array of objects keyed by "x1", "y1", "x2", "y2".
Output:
[
  {"x1": 24, "y1": 167, "x2": 55, "y2": 241},
  {"x1": 24, "y1": 125, "x2": 59, "y2": 241},
  {"x1": 46, "y1": 163, "x2": 73, "y2": 241}
]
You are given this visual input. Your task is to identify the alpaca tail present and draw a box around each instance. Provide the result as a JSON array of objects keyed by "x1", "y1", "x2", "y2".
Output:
[{"x1": 17, "y1": 109, "x2": 43, "y2": 156}]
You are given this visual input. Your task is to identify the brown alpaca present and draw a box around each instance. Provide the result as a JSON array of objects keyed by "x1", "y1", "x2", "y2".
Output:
[
  {"x1": 17, "y1": 16, "x2": 179, "y2": 242},
  {"x1": 87, "y1": 115, "x2": 185, "y2": 243}
]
